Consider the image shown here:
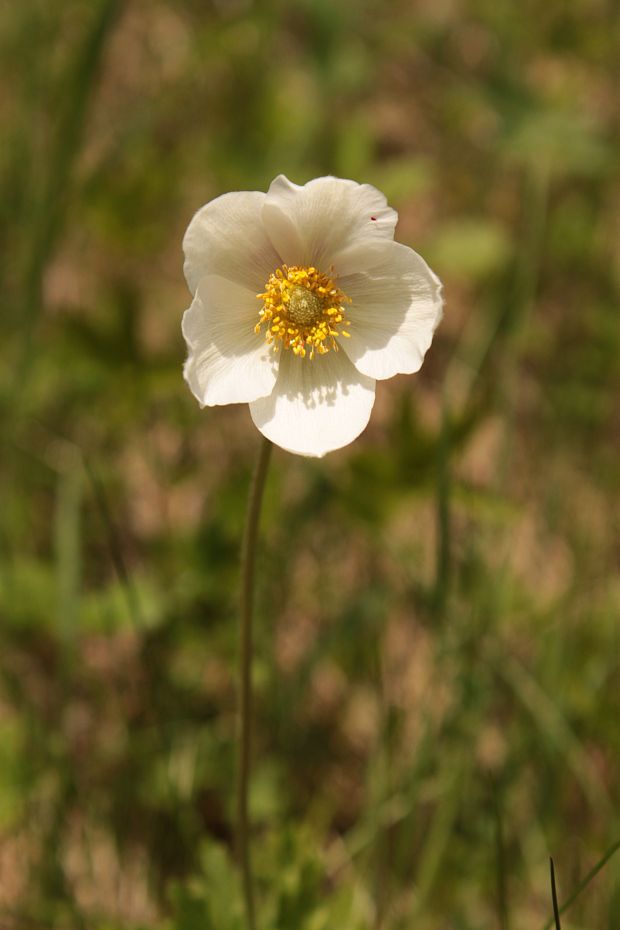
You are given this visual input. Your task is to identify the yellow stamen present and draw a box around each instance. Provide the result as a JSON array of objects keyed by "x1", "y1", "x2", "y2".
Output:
[{"x1": 256, "y1": 265, "x2": 351, "y2": 359}]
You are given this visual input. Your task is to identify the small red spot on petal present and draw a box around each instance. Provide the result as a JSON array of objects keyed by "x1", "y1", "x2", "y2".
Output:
[{"x1": 370, "y1": 216, "x2": 377, "y2": 221}]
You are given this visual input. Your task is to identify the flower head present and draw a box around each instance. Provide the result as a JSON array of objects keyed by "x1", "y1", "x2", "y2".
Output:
[{"x1": 182, "y1": 175, "x2": 443, "y2": 457}]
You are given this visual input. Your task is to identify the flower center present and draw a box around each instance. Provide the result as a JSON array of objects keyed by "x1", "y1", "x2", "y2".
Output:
[
  {"x1": 256, "y1": 265, "x2": 351, "y2": 359},
  {"x1": 287, "y1": 286, "x2": 323, "y2": 327}
]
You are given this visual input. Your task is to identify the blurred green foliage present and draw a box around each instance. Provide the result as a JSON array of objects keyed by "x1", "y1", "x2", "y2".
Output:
[{"x1": 1, "y1": 0, "x2": 620, "y2": 928}]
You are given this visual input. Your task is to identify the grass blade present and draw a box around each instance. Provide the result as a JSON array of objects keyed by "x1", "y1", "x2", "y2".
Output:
[
  {"x1": 549, "y1": 857, "x2": 561, "y2": 930},
  {"x1": 543, "y1": 839, "x2": 620, "y2": 930}
]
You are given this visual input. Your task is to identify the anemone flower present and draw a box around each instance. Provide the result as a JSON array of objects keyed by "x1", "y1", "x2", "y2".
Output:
[{"x1": 182, "y1": 175, "x2": 443, "y2": 457}]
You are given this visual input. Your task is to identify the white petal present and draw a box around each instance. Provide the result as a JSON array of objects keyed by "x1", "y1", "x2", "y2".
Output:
[
  {"x1": 182, "y1": 275, "x2": 277, "y2": 406},
  {"x1": 183, "y1": 191, "x2": 282, "y2": 295},
  {"x1": 261, "y1": 175, "x2": 398, "y2": 269},
  {"x1": 250, "y1": 349, "x2": 376, "y2": 457},
  {"x1": 338, "y1": 240, "x2": 443, "y2": 381}
]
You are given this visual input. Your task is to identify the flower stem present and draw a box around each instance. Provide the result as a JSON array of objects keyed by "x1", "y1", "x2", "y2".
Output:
[{"x1": 237, "y1": 435, "x2": 272, "y2": 930}]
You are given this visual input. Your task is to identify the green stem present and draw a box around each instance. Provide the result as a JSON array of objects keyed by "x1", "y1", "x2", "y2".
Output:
[{"x1": 237, "y1": 436, "x2": 272, "y2": 930}]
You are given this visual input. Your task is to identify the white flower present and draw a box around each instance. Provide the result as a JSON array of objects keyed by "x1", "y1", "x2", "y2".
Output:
[{"x1": 182, "y1": 175, "x2": 443, "y2": 457}]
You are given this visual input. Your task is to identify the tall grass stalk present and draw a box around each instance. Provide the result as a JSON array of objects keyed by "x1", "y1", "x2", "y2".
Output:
[
  {"x1": 14, "y1": 0, "x2": 123, "y2": 394},
  {"x1": 54, "y1": 445, "x2": 83, "y2": 662}
]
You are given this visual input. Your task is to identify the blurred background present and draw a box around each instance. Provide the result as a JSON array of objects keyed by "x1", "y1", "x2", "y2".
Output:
[{"x1": 1, "y1": 0, "x2": 620, "y2": 927}]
